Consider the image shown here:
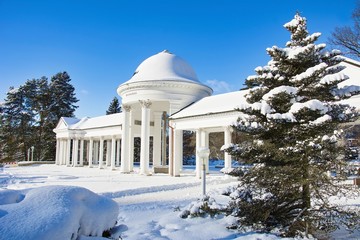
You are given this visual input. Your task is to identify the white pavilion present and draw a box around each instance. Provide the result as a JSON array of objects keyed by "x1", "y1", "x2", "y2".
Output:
[{"x1": 53, "y1": 50, "x2": 360, "y2": 177}]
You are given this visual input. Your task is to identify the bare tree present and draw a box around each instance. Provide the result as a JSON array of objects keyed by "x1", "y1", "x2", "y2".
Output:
[{"x1": 330, "y1": 2, "x2": 360, "y2": 59}]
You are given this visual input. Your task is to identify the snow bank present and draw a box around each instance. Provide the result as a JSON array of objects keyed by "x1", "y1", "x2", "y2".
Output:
[{"x1": 0, "y1": 185, "x2": 119, "y2": 240}]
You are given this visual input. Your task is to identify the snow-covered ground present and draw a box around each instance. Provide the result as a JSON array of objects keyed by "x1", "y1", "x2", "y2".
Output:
[{"x1": 0, "y1": 163, "x2": 359, "y2": 239}]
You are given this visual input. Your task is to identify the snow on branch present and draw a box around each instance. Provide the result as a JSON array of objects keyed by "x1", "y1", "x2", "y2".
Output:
[
  {"x1": 289, "y1": 99, "x2": 328, "y2": 114},
  {"x1": 309, "y1": 114, "x2": 332, "y2": 125},
  {"x1": 291, "y1": 62, "x2": 327, "y2": 82},
  {"x1": 319, "y1": 71, "x2": 348, "y2": 85},
  {"x1": 305, "y1": 32, "x2": 322, "y2": 43},
  {"x1": 283, "y1": 14, "x2": 306, "y2": 29},
  {"x1": 262, "y1": 86, "x2": 298, "y2": 101},
  {"x1": 266, "y1": 112, "x2": 297, "y2": 122}
]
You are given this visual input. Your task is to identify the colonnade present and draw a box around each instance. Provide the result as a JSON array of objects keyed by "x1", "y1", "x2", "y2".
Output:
[
  {"x1": 54, "y1": 99, "x2": 234, "y2": 177},
  {"x1": 55, "y1": 137, "x2": 121, "y2": 169}
]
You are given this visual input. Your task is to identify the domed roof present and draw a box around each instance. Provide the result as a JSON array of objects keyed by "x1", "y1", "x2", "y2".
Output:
[{"x1": 126, "y1": 50, "x2": 199, "y2": 83}]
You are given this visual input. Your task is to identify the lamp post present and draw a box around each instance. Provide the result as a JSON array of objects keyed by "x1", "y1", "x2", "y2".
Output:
[
  {"x1": 197, "y1": 147, "x2": 210, "y2": 197},
  {"x1": 31, "y1": 146, "x2": 34, "y2": 162}
]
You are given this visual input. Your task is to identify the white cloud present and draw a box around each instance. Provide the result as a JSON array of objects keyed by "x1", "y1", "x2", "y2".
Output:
[
  {"x1": 80, "y1": 89, "x2": 89, "y2": 95},
  {"x1": 205, "y1": 79, "x2": 234, "y2": 95}
]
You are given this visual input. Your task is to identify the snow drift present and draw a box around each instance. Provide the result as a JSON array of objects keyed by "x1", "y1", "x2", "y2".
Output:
[{"x1": 0, "y1": 185, "x2": 119, "y2": 240}]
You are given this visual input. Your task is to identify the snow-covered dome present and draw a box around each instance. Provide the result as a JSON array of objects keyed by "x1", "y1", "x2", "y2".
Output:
[
  {"x1": 127, "y1": 50, "x2": 199, "y2": 83},
  {"x1": 117, "y1": 50, "x2": 212, "y2": 114}
]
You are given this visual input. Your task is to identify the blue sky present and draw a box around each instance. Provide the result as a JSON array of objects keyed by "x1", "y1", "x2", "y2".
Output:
[{"x1": 0, "y1": 0, "x2": 356, "y2": 118}]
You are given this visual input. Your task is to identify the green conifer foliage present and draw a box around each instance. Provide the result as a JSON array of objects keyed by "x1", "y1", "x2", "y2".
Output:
[
  {"x1": 0, "y1": 72, "x2": 78, "y2": 162},
  {"x1": 106, "y1": 97, "x2": 121, "y2": 115},
  {"x1": 226, "y1": 13, "x2": 360, "y2": 237}
]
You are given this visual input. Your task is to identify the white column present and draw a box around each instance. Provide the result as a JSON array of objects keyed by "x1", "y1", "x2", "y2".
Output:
[
  {"x1": 196, "y1": 129, "x2": 202, "y2": 178},
  {"x1": 201, "y1": 131, "x2": 210, "y2": 173},
  {"x1": 85, "y1": 140, "x2": 89, "y2": 165},
  {"x1": 62, "y1": 140, "x2": 66, "y2": 165},
  {"x1": 121, "y1": 104, "x2": 131, "y2": 173},
  {"x1": 169, "y1": 125, "x2": 174, "y2": 176},
  {"x1": 152, "y1": 112, "x2": 162, "y2": 167},
  {"x1": 88, "y1": 138, "x2": 94, "y2": 168},
  {"x1": 111, "y1": 136, "x2": 116, "y2": 170},
  {"x1": 139, "y1": 100, "x2": 151, "y2": 175},
  {"x1": 93, "y1": 140, "x2": 99, "y2": 165},
  {"x1": 79, "y1": 139, "x2": 84, "y2": 166},
  {"x1": 55, "y1": 139, "x2": 60, "y2": 165},
  {"x1": 116, "y1": 139, "x2": 121, "y2": 167},
  {"x1": 129, "y1": 113, "x2": 134, "y2": 171},
  {"x1": 224, "y1": 126, "x2": 232, "y2": 169},
  {"x1": 161, "y1": 112, "x2": 167, "y2": 166},
  {"x1": 57, "y1": 140, "x2": 62, "y2": 165},
  {"x1": 173, "y1": 129, "x2": 183, "y2": 177},
  {"x1": 129, "y1": 128, "x2": 134, "y2": 172},
  {"x1": 66, "y1": 139, "x2": 71, "y2": 167},
  {"x1": 58, "y1": 139, "x2": 64, "y2": 165},
  {"x1": 72, "y1": 139, "x2": 79, "y2": 167},
  {"x1": 99, "y1": 137, "x2": 104, "y2": 169},
  {"x1": 106, "y1": 140, "x2": 111, "y2": 166}
]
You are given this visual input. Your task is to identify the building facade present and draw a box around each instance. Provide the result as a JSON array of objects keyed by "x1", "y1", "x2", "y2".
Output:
[{"x1": 53, "y1": 51, "x2": 360, "y2": 177}]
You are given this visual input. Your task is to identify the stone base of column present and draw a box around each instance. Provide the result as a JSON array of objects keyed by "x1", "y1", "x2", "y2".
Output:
[{"x1": 153, "y1": 166, "x2": 169, "y2": 174}]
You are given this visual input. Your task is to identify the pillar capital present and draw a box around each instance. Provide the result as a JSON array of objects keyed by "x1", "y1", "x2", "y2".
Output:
[
  {"x1": 122, "y1": 104, "x2": 131, "y2": 112},
  {"x1": 139, "y1": 99, "x2": 152, "y2": 108}
]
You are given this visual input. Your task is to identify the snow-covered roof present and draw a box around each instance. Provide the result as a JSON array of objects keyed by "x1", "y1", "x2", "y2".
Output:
[
  {"x1": 71, "y1": 113, "x2": 122, "y2": 129},
  {"x1": 170, "y1": 90, "x2": 249, "y2": 119},
  {"x1": 61, "y1": 117, "x2": 81, "y2": 127},
  {"x1": 125, "y1": 50, "x2": 199, "y2": 84},
  {"x1": 339, "y1": 57, "x2": 360, "y2": 88},
  {"x1": 339, "y1": 57, "x2": 360, "y2": 110},
  {"x1": 171, "y1": 57, "x2": 360, "y2": 121},
  {"x1": 117, "y1": 51, "x2": 212, "y2": 112},
  {"x1": 56, "y1": 113, "x2": 122, "y2": 130}
]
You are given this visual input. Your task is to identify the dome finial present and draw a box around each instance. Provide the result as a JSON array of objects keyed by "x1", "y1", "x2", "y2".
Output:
[{"x1": 162, "y1": 50, "x2": 172, "y2": 54}]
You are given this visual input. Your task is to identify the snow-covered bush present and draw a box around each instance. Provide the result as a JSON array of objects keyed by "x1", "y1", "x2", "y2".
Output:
[
  {"x1": 0, "y1": 185, "x2": 119, "y2": 240},
  {"x1": 222, "y1": 167, "x2": 245, "y2": 177},
  {"x1": 179, "y1": 196, "x2": 226, "y2": 218}
]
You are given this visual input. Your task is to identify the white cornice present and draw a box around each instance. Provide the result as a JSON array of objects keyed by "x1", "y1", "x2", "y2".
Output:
[
  {"x1": 170, "y1": 109, "x2": 241, "y2": 121},
  {"x1": 117, "y1": 80, "x2": 212, "y2": 96}
]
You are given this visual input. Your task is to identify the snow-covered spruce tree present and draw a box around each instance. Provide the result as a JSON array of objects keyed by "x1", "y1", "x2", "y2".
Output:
[{"x1": 225, "y1": 13, "x2": 360, "y2": 237}]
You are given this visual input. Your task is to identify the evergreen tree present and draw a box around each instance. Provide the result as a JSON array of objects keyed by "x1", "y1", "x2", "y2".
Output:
[
  {"x1": 183, "y1": 130, "x2": 195, "y2": 163},
  {"x1": 0, "y1": 72, "x2": 78, "y2": 162},
  {"x1": 1, "y1": 86, "x2": 35, "y2": 161},
  {"x1": 22, "y1": 77, "x2": 53, "y2": 160},
  {"x1": 46, "y1": 72, "x2": 78, "y2": 160},
  {"x1": 49, "y1": 72, "x2": 78, "y2": 119},
  {"x1": 106, "y1": 97, "x2": 121, "y2": 115},
  {"x1": 226, "y1": 13, "x2": 360, "y2": 237}
]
